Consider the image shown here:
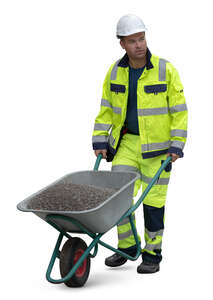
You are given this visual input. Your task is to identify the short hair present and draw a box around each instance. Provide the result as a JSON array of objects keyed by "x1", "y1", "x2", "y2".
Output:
[{"x1": 116, "y1": 35, "x2": 124, "y2": 40}]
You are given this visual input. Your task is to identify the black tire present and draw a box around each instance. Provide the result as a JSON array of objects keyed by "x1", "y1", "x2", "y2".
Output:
[{"x1": 59, "y1": 237, "x2": 91, "y2": 287}]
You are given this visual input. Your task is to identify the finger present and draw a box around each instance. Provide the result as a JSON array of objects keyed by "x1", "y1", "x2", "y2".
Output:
[
  {"x1": 172, "y1": 155, "x2": 178, "y2": 162},
  {"x1": 101, "y1": 151, "x2": 106, "y2": 158}
]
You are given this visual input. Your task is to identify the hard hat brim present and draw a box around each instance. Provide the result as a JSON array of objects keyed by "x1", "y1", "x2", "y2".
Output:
[{"x1": 116, "y1": 27, "x2": 147, "y2": 37}]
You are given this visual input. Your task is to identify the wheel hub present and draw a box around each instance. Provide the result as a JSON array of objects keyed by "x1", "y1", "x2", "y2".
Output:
[{"x1": 73, "y1": 249, "x2": 87, "y2": 277}]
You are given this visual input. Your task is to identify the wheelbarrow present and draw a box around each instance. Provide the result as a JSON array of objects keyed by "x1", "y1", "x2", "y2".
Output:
[{"x1": 17, "y1": 154, "x2": 172, "y2": 287}]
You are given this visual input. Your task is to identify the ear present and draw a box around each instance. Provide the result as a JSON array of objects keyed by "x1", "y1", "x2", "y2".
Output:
[{"x1": 120, "y1": 39, "x2": 125, "y2": 49}]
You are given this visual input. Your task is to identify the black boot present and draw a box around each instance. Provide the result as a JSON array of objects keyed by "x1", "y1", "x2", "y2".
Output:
[
  {"x1": 105, "y1": 245, "x2": 137, "y2": 267},
  {"x1": 105, "y1": 252, "x2": 128, "y2": 267},
  {"x1": 137, "y1": 261, "x2": 160, "y2": 274}
]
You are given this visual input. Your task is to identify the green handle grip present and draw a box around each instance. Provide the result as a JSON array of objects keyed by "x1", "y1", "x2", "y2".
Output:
[{"x1": 94, "y1": 153, "x2": 103, "y2": 171}]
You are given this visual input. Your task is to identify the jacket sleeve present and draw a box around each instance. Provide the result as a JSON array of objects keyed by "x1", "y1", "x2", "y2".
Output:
[
  {"x1": 167, "y1": 63, "x2": 188, "y2": 157},
  {"x1": 92, "y1": 66, "x2": 113, "y2": 150}
]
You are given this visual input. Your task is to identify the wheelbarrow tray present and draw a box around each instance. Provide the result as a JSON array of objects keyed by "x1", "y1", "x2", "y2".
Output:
[{"x1": 17, "y1": 170, "x2": 140, "y2": 233}]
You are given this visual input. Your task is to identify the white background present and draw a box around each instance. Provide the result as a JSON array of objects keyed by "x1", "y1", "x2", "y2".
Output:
[{"x1": 1, "y1": 0, "x2": 212, "y2": 299}]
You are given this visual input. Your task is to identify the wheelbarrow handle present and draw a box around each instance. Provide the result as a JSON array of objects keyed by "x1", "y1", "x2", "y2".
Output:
[{"x1": 93, "y1": 153, "x2": 103, "y2": 171}]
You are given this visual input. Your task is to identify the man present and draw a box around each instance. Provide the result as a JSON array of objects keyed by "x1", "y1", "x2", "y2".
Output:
[{"x1": 92, "y1": 14, "x2": 187, "y2": 273}]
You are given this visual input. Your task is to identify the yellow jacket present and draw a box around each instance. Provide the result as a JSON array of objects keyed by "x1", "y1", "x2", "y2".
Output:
[{"x1": 92, "y1": 49, "x2": 188, "y2": 160}]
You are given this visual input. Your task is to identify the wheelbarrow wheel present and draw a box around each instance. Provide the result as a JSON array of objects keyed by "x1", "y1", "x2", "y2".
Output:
[{"x1": 59, "y1": 237, "x2": 91, "y2": 287}]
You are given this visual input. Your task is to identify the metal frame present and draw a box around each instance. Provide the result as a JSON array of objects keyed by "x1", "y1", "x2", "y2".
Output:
[{"x1": 45, "y1": 154, "x2": 172, "y2": 284}]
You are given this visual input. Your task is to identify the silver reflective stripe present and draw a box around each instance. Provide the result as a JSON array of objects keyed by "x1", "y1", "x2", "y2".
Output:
[
  {"x1": 138, "y1": 107, "x2": 169, "y2": 116},
  {"x1": 94, "y1": 123, "x2": 112, "y2": 131},
  {"x1": 142, "y1": 174, "x2": 170, "y2": 185},
  {"x1": 145, "y1": 229, "x2": 164, "y2": 239},
  {"x1": 111, "y1": 165, "x2": 141, "y2": 178},
  {"x1": 92, "y1": 135, "x2": 108, "y2": 143},
  {"x1": 159, "y1": 59, "x2": 168, "y2": 81},
  {"x1": 169, "y1": 104, "x2": 187, "y2": 114},
  {"x1": 101, "y1": 98, "x2": 112, "y2": 108},
  {"x1": 171, "y1": 129, "x2": 187, "y2": 138},
  {"x1": 118, "y1": 229, "x2": 133, "y2": 240},
  {"x1": 118, "y1": 215, "x2": 135, "y2": 226},
  {"x1": 113, "y1": 106, "x2": 122, "y2": 114},
  {"x1": 100, "y1": 99, "x2": 121, "y2": 114},
  {"x1": 142, "y1": 140, "x2": 170, "y2": 152},
  {"x1": 170, "y1": 140, "x2": 185, "y2": 149},
  {"x1": 144, "y1": 241, "x2": 162, "y2": 251},
  {"x1": 110, "y1": 59, "x2": 121, "y2": 80},
  {"x1": 109, "y1": 134, "x2": 116, "y2": 146}
]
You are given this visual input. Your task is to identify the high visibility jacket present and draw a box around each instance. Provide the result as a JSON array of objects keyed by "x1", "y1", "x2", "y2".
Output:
[{"x1": 92, "y1": 48, "x2": 188, "y2": 160}]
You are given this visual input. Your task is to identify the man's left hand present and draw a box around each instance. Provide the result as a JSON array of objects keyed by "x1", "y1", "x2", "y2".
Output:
[{"x1": 167, "y1": 153, "x2": 180, "y2": 162}]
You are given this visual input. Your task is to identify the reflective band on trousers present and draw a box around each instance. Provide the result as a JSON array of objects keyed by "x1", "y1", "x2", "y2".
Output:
[
  {"x1": 110, "y1": 59, "x2": 121, "y2": 80},
  {"x1": 118, "y1": 214, "x2": 136, "y2": 226},
  {"x1": 171, "y1": 129, "x2": 187, "y2": 138},
  {"x1": 94, "y1": 123, "x2": 112, "y2": 131},
  {"x1": 145, "y1": 229, "x2": 164, "y2": 239},
  {"x1": 118, "y1": 229, "x2": 134, "y2": 240},
  {"x1": 144, "y1": 241, "x2": 162, "y2": 251},
  {"x1": 92, "y1": 135, "x2": 108, "y2": 143},
  {"x1": 111, "y1": 165, "x2": 141, "y2": 177},
  {"x1": 170, "y1": 140, "x2": 185, "y2": 149},
  {"x1": 169, "y1": 104, "x2": 187, "y2": 114},
  {"x1": 159, "y1": 58, "x2": 168, "y2": 81},
  {"x1": 141, "y1": 141, "x2": 170, "y2": 152},
  {"x1": 142, "y1": 174, "x2": 170, "y2": 185},
  {"x1": 112, "y1": 165, "x2": 169, "y2": 185},
  {"x1": 101, "y1": 99, "x2": 121, "y2": 114},
  {"x1": 138, "y1": 107, "x2": 169, "y2": 116}
]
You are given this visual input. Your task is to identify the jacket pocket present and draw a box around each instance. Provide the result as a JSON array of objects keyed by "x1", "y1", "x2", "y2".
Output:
[
  {"x1": 144, "y1": 84, "x2": 167, "y2": 95},
  {"x1": 110, "y1": 83, "x2": 126, "y2": 93}
]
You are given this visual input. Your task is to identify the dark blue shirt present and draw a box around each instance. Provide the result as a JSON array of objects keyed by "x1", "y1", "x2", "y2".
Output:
[{"x1": 124, "y1": 65, "x2": 145, "y2": 135}]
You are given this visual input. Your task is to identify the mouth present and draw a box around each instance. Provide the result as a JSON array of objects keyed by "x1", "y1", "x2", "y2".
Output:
[{"x1": 136, "y1": 50, "x2": 144, "y2": 53}]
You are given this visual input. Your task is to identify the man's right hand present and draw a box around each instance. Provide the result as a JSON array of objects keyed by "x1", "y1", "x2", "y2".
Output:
[{"x1": 94, "y1": 149, "x2": 107, "y2": 159}]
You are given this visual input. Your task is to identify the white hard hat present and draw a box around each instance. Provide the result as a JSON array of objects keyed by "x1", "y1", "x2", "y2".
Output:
[{"x1": 116, "y1": 14, "x2": 147, "y2": 37}]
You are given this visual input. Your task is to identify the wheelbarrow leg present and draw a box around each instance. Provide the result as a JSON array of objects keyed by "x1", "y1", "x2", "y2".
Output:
[
  {"x1": 46, "y1": 232, "x2": 104, "y2": 284},
  {"x1": 46, "y1": 232, "x2": 64, "y2": 284}
]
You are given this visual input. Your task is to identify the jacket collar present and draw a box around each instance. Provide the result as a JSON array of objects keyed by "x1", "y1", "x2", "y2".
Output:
[{"x1": 118, "y1": 47, "x2": 153, "y2": 70}]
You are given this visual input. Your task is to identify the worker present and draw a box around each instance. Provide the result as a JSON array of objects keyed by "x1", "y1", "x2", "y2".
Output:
[{"x1": 92, "y1": 14, "x2": 188, "y2": 274}]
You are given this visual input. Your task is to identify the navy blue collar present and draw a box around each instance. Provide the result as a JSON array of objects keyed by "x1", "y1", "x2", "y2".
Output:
[{"x1": 118, "y1": 48, "x2": 153, "y2": 70}]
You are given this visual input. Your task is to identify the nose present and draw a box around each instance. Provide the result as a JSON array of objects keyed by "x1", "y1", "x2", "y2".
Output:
[{"x1": 136, "y1": 40, "x2": 142, "y2": 48}]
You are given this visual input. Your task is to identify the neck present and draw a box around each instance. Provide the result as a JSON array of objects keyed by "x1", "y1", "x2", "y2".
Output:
[{"x1": 129, "y1": 57, "x2": 146, "y2": 69}]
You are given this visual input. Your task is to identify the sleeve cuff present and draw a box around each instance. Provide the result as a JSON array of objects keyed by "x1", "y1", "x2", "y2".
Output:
[
  {"x1": 168, "y1": 146, "x2": 184, "y2": 158},
  {"x1": 92, "y1": 142, "x2": 108, "y2": 150}
]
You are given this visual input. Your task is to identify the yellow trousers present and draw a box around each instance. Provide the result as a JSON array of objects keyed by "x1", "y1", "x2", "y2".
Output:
[{"x1": 111, "y1": 133, "x2": 171, "y2": 262}]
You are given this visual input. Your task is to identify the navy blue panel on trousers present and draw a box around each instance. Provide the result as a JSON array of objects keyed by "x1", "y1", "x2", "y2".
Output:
[
  {"x1": 142, "y1": 249, "x2": 162, "y2": 264},
  {"x1": 142, "y1": 204, "x2": 165, "y2": 264},
  {"x1": 143, "y1": 204, "x2": 165, "y2": 232}
]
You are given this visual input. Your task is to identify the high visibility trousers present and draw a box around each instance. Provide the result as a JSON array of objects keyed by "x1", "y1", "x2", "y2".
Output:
[{"x1": 111, "y1": 133, "x2": 171, "y2": 263}]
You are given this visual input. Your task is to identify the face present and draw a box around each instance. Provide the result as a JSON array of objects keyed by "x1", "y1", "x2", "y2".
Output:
[{"x1": 120, "y1": 32, "x2": 147, "y2": 60}]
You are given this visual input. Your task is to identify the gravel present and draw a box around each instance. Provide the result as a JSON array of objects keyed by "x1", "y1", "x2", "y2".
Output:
[{"x1": 27, "y1": 182, "x2": 117, "y2": 211}]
